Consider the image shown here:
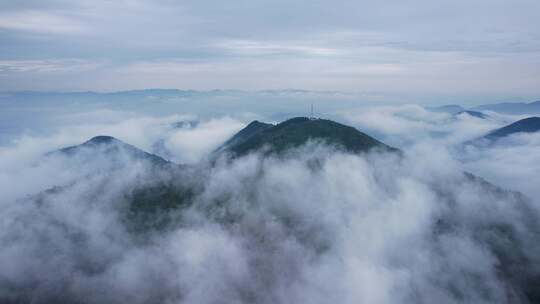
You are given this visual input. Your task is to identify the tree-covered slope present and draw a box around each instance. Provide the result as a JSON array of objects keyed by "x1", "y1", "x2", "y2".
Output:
[
  {"x1": 218, "y1": 117, "x2": 397, "y2": 157},
  {"x1": 216, "y1": 120, "x2": 273, "y2": 153}
]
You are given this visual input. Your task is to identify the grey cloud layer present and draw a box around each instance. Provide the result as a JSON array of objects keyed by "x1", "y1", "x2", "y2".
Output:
[{"x1": 1, "y1": 0, "x2": 539, "y2": 98}]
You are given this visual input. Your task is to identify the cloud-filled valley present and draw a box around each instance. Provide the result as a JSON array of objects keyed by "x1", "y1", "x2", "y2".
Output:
[{"x1": 1, "y1": 94, "x2": 540, "y2": 303}]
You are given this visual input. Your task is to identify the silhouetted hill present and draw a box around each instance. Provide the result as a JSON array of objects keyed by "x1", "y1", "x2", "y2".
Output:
[
  {"x1": 217, "y1": 117, "x2": 397, "y2": 157},
  {"x1": 54, "y1": 135, "x2": 171, "y2": 167},
  {"x1": 456, "y1": 110, "x2": 488, "y2": 119},
  {"x1": 48, "y1": 136, "x2": 191, "y2": 233},
  {"x1": 427, "y1": 104, "x2": 465, "y2": 114},
  {"x1": 484, "y1": 117, "x2": 540, "y2": 140}
]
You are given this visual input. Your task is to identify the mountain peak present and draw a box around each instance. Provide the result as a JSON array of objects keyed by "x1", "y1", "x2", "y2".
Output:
[
  {"x1": 246, "y1": 120, "x2": 268, "y2": 126},
  {"x1": 217, "y1": 117, "x2": 396, "y2": 157},
  {"x1": 84, "y1": 135, "x2": 120, "y2": 145},
  {"x1": 53, "y1": 135, "x2": 171, "y2": 167},
  {"x1": 216, "y1": 120, "x2": 274, "y2": 153},
  {"x1": 456, "y1": 110, "x2": 488, "y2": 119}
]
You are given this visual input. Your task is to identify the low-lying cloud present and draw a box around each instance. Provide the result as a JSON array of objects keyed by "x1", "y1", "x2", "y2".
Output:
[
  {"x1": 1, "y1": 109, "x2": 539, "y2": 303},
  {"x1": 341, "y1": 104, "x2": 517, "y2": 146}
]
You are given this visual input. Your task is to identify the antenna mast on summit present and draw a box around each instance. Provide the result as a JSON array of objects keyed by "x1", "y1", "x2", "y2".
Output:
[{"x1": 310, "y1": 103, "x2": 314, "y2": 120}]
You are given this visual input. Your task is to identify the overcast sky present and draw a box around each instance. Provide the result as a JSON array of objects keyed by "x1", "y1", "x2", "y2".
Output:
[{"x1": 0, "y1": 0, "x2": 539, "y2": 101}]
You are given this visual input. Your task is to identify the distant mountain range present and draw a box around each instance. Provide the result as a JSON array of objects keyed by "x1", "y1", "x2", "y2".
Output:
[
  {"x1": 428, "y1": 100, "x2": 540, "y2": 115},
  {"x1": 0, "y1": 89, "x2": 359, "y2": 104},
  {"x1": 472, "y1": 100, "x2": 540, "y2": 114}
]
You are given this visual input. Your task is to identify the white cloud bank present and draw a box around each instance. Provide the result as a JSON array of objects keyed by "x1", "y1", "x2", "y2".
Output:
[{"x1": 0, "y1": 108, "x2": 539, "y2": 303}]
